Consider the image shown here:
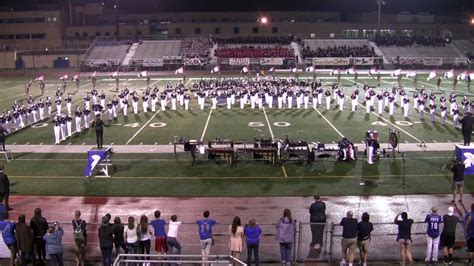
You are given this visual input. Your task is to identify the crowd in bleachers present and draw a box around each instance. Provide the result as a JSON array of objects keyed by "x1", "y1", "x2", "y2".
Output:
[
  {"x1": 214, "y1": 36, "x2": 293, "y2": 45},
  {"x1": 215, "y1": 46, "x2": 294, "y2": 58},
  {"x1": 181, "y1": 37, "x2": 213, "y2": 58},
  {"x1": 302, "y1": 44, "x2": 376, "y2": 58},
  {"x1": 374, "y1": 35, "x2": 446, "y2": 46}
]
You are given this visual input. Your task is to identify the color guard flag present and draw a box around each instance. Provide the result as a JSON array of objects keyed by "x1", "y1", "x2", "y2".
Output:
[
  {"x1": 405, "y1": 71, "x2": 417, "y2": 78},
  {"x1": 59, "y1": 74, "x2": 68, "y2": 80},
  {"x1": 444, "y1": 69, "x2": 455, "y2": 79},
  {"x1": 457, "y1": 71, "x2": 468, "y2": 81},
  {"x1": 175, "y1": 66, "x2": 184, "y2": 75},
  {"x1": 268, "y1": 67, "x2": 275, "y2": 72},
  {"x1": 390, "y1": 69, "x2": 402, "y2": 77},
  {"x1": 291, "y1": 67, "x2": 298, "y2": 73},
  {"x1": 72, "y1": 75, "x2": 79, "y2": 81},
  {"x1": 368, "y1": 67, "x2": 379, "y2": 76},
  {"x1": 34, "y1": 75, "x2": 44, "y2": 82},
  {"x1": 91, "y1": 71, "x2": 97, "y2": 77},
  {"x1": 329, "y1": 68, "x2": 340, "y2": 75},
  {"x1": 110, "y1": 71, "x2": 119, "y2": 78},
  {"x1": 345, "y1": 66, "x2": 356, "y2": 75},
  {"x1": 241, "y1": 66, "x2": 249, "y2": 73},
  {"x1": 427, "y1": 70, "x2": 437, "y2": 81},
  {"x1": 211, "y1": 65, "x2": 220, "y2": 73},
  {"x1": 138, "y1": 71, "x2": 148, "y2": 77},
  {"x1": 305, "y1": 66, "x2": 315, "y2": 72}
]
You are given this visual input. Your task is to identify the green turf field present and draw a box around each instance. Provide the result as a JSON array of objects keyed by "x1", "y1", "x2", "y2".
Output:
[{"x1": 0, "y1": 73, "x2": 471, "y2": 197}]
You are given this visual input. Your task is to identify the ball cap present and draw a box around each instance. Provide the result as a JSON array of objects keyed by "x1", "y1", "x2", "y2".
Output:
[{"x1": 448, "y1": 206, "x2": 454, "y2": 216}]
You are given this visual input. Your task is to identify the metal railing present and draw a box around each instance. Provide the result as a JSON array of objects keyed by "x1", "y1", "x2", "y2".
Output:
[{"x1": 113, "y1": 254, "x2": 246, "y2": 265}]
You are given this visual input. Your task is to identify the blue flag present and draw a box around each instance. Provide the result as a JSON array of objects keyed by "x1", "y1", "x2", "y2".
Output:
[
  {"x1": 455, "y1": 145, "x2": 474, "y2": 175},
  {"x1": 84, "y1": 150, "x2": 109, "y2": 177}
]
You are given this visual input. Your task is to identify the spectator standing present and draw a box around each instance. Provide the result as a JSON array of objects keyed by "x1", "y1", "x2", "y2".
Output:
[
  {"x1": 441, "y1": 206, "x2": 459, "y2": 264},
  {"x1": 43, "y1": 222, "x2": 64, "y2": 266},
  {"x1": 124, "y1": 216, "x2": 139, "y2": 255},
  {"x1": 245, "y1": 218, "x2": 262, "y2": 266},
  {"x1": 137, "y1": 215, "x2": 154, "y2": 260},
  {"x1": 72, "y1": 210, "x2": 87, "y2": 266},
  {"x1": 0, "y1": 213, "x2": 16, "y2": 266},
  {"x1": 425, "y1": 206, "x2": 441, "y2": 262},
  {"x1": 339, "y1": 211, "x2": 358, "y2": 266},
  {"x1": 30, "y1": 208, "x2": 48, "y2": 265},
  {"x1": 98, "y1": 216, "x2": 114, "y2": 266},
  {"x1": 167, "y1": 215, "x2": 182, "y2": 262},
  {"x1": 357, "y1": 212, "x2": 373, "y2": 266},
  {"x1": 464, "y1": 204, "x2": 474, "y2": 264},
  {"x1": 0, "y1": 165, "x2": 12, "y2": 210},
  {"x1": 394, "y1": 212, "x2": 413, "y2": 265},
  {"x1": 150, "y1": 210, "x2": 167, "y2": 255},
  {"x1": 112, "y1": 216, "x2": 126, "y2": 257},
  {"x1": 0, "y1": 202, "x2": 6, "y2": 221},
  {"x1": 15, "y1": 214, "x2": 34, "y2": 266},
  {"x1": 460, "y1": 112, "x2": 473, "y2": 146},
  {"x1": 229, "y1": 216, "x2": 244, "y2": 259},
  {"x1": 451, "y1": 159, "x2": 466, "y2": 203},
  {"x1": 309, "y1": 195, "x2": 326, "y2": 257},
  {"x1": 196, "y1": 210, "x2": 217, "y2": 262},
  {"x1": 276, "y1": 208, "x2": 296, "y2": 266}
]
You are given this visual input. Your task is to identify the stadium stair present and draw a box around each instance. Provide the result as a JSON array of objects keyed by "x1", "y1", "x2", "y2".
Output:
[
  {"x1": 291, "y1": 41, "x2": 303, "y2": 64},
  {"x1": 449, "y1": 42, "x2": 468, "y2": 58},
  {"x1": 121, "y1": 42, "x2": 139, "y2": 66},
  {"x1": 369, "y1": 41, "x2": 392, "y2": 67}
]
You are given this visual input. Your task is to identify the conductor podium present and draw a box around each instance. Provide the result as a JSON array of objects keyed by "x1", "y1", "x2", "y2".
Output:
[{"x1": 83, "y1": 147, "x2": 114, "y2": 177}]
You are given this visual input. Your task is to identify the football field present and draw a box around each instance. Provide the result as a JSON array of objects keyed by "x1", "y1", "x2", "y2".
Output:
[{"x1": 0, "y1": 73, "x2": 471, "y2": 197}]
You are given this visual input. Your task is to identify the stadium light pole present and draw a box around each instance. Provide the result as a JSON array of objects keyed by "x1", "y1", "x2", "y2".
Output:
[
  {"x1": 115, "y1": 0, "x2": 120, "y2": 40},
  {"x1": 377, "y1": 0, "x2": 386, "y2": 33}
]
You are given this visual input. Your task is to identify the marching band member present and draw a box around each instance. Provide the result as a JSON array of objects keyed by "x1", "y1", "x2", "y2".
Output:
[
  {"x1": 365, "y1": 93, "x2": 371, "y2": 113},
  {"x1": 150, "y1": 89, "x2": 157, "y2": 112},
  {"x1": 65, "y1": 94, "x2": 72, "y2": 114},
  {"x1": 92, "y1": 103, "x2": 103, "y2": 118},
  {"x1": 388, "y1": 94, "x2": 395, "y2": 116},
  {"x1": 83, "y1": 107, "x2": 91, "y2": 129},
  {"x1": 66, "y1": 114, "x2": 72, "y2": 138},
  {"x1": 53, "y1": 115, "x2": 61, "y2": 144},
  {"x1": 160, "y1": 93, "x2": 167, "y2": 111},
  {"x1": 184, "y1": 92, "x2": 190, "y2": 111},
  {"x1": 440, "y1": 105, "x2": 447, "y2": 125},
  {"x1": 418, "y1": 97, "x2": 425, "y2": 120},
  {"x1": 60, "y1": 115, "x2": 67, "y2": 141},
  {"x1": 107, "y1": 100, "x2": 114, "y2": 121},
  {"x1": 99, "y1": 91, "x2": 106, "y2": 108},
  {"x1": 198, "y1": 91, "x2": 205, "y2": 110},
  {"x1": 142, "y1": 93, "x2": 149, "y2": 113},
  {"x1": 303, "y1": 90, "x2": 309, "y2": 109},
  {"x1": 453, "y1": 107, "x2": 460, "y2": 128},
  {"x1": 84, "y1": 93, "x2": 91, "y2": 110},
  {"x1": 112, "y1": 97, "x2": 119, "y2": 119},
  {"x1": 132, "y1": 93, "x2": 139, "y2": 114},
  {"x1": 429, "y1": 103, "x2": 436, "y2": 123},
  {"x1": 38, "y1": 99, "x2": 45, "y2": 120},
  {"x1": 287, "y1": 90, "x2": 293, "y2": 109},
  {"x1": 338, "y1": 91, "x2": 344, "y2": 111},
  {"x1": 403, "y1": 96, "x2": 410, "y2": 118},
  {"x1": 350, "y1": 92, "x2": 357, "y2": 112},
  {"x1": 226, "y1": 90, "x2": 232, "y2": 109},
  {"x1": 171, "y1": 91, "x2": 178, "y2": 110},
  {"x1": 277, "y1": 91, "x2": 283, "y2": 109},
  {"x1": 74, "y1": 106, "x2": 82, "y2": 133},
  {"x1": 377, "y1": 93, "x2": 384, "y2": 115},
  {"x1": 267, "y1": 91, "x2": 274, "y2": 109},
  {"x1": 325, "y1": 89, "x2": 331, "y2": 110},
  {"x1": 55, "y1": 97, "x2": 62, "y2": 115},
  {"x1": 122, "y1": 98, "x2": 128, "y2": 116}
]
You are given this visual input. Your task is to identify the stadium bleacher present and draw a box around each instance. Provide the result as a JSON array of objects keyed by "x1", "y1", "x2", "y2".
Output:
[
  {"x1": 133, "y1": 40, "x2": 182, "y2": 61},
  {"x1": 83, "y1": 41, "x2": 131, "y2": 66},
  {"x1": 302, "y1": 39, "x2": 376, "y2": 58},
  {"x1": 180, "y1": 37, "x2": 212, "y2": 58}
]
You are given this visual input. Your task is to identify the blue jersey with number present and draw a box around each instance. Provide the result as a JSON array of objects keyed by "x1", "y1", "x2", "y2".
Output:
[
  {"x1": 196, "y1": 218, "x2": 216, "y2": 240},
  {"x1": 425, "y1": 214, "x2": 441, "y2": 238}
]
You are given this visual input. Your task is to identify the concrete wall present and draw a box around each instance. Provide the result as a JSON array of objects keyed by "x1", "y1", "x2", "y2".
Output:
[{"x1": 20, "y1": 53, "x2": 81, "y2": 69}]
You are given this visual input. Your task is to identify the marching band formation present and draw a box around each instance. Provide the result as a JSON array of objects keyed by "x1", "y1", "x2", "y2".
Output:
[{"x1": 0, "y1": 76, "x2": 472, "y2": 145}]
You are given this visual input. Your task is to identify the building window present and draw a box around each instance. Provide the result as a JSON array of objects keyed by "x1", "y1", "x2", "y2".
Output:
[
  {"x1": 52, "y1": 17, "x2": 57, "y2": 22},
  {"x1": 175, "y1": 28, "x2": 181, "y2": 35},
  {"x1": 96, "y1": 32, "x2": 101, "y2": 36},
  {"x1": 83, "y1": 32, "x2": 88, "y2": 37},
  {"x1": 194, "y1": 27, "x2": 201, "y2": 34},
  {"x1": 272, "y1": 27, "x2": 278, "y2": 34},
  {"x1": 31, "y1": 33, "x2": 46, "y2": 39},
  {"x1": 137, "y1": 31, "x2": 142, "y2": 35},
  {"x1": 214, "y1": 27, "x2": 220, "y2": 34},
  {"x1": 233, "y1": 27, "x2": 240, "y2": 34},
  {"x1": 114, "y1": 32, "x2": 118, "y2": 36},
  {"x1": 15, "y1": 34, "x2": 30, "y2": 39},
  {"x1": 252, "y1": 27, "x2": 258, "y2": 34},
  {"x1": 75, "y1": 32, "x2": 80, "y2": 38},
  {"x1": 0, "y1": 34, "x2": 14, "y2": 39},
  {"x1": 105, "y1": 32, "x2": 110, "y2": 36}
]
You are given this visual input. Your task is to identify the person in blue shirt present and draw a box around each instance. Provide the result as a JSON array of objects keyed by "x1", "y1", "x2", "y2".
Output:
[
  {"x1": 196, "y1": 210, "x2": 216, "y2": 262},
  {"x1": 150, "y1": 210, "x2": 167, "y2": 255},
  {"x1": 244, "y1": 218, "x2": 262, "y2": 266},
  {"x1": 43, "y1": 222, "x2": 64, "y2": 266},
  {"x1": 424, "y1": 206, "x2": 441, "y2": 263},
  {"x1": 0, "y1": 212, "x2": 16, "y2": 266}
]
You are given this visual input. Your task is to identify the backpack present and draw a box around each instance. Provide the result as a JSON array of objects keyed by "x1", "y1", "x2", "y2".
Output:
[{"x1": 74, "y1": 220, "x2": 85, "y2": 242}]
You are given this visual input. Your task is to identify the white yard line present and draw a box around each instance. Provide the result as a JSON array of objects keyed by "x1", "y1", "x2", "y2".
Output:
[
  {"x1": 262, "y1": 107, "x2": 275, "y2": 140},
  {"x1": 200, "y1": 108, "x2": 213, "y2": 141},
  {"x1": 313, "y1": 107, "x2": 345, "y2": 138},
  {"x1": 124, "y1": 110, "x2": 161, "y2": 145}
]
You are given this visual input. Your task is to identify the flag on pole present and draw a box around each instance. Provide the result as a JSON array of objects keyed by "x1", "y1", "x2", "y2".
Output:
[
  {"x1": 390, "y1": 69, "x2": 402, "y2": 77},
  {"x1": 457, "y1": 71, "x2": 468, "y2": 81},
  {"x1": 305, "y1": 66, "x2": 315, "y2": 72},
  {"x1": 427, "y1": 70, "x2": 437, "y2": 81},
  {"x1": 329, "y1": 68, "x2": 340, "y2": 76},
  {"x1": 241, "y1": 66, "x2": 249, "y2": 73},
  {"x1": 91, "y1": 71, "x2": 97, "y2": 77},
  {"x1": 345, "y1": 66, "x2": 356, "y2": 75},
  {"x1": 268, "y1": 67, "x2": 275, "y2": 72},
  {"x1": 138, "y1": 71, "x2": 148, "y2": 77},
  {"x1": 175, "y1": 66, "x2": 184, "y2": 75},
  {"x1": 72, "y1": 74, "x2": 79, "y2": 81},
  {"x1": 59, "y1": 74, "x2": 68, "y2": 80},
  {"x1": 368, "y1": 67, "x2": 379, "y2": 76},
  {"x1": 444, "y1": 69, "x2": 455, "y2": 79},
  {"x1": 211, "y1": 65, "x2": 220, "y2": 73},
  {"x1": 34, "y1": 75, "x2": 44, "y2": 82},
  {"x1": 405, "y1": 71, "x2": 417, "y2": 78},
  {"x1": 291, "y1": 67, "x2": 298, "y2": 73}
]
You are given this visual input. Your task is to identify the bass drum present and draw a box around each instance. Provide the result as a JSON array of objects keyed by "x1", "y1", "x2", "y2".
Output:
[{"x1": 389, "y1": 131, "x2": 398, "y2": 149}]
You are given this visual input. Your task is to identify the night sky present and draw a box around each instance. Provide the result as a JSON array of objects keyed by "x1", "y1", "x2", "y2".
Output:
[{"x1": 0, "y1": 0, "x2": 473, "y2": 15}]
